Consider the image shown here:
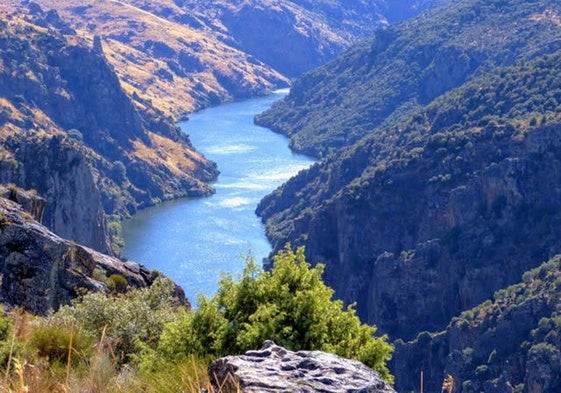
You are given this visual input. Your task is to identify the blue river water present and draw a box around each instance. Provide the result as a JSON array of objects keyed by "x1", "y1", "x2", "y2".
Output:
[{"x1": 121, "y1": 90, "x2": 314, "y2": 304}]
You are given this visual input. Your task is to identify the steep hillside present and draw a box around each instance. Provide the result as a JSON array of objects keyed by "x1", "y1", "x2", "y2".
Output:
[
  {"x1": 0, "y1": 8, "x2": 217, "y2": 252},
  {"x1": 16, "y1": 0, "x2": 440, "y2": 119},
  {"x1": 257, "y1": 17, "x2": 561, "y2": 345},
  {"x1": 392, "y1": 255, "x2": 561, "y2": 392},
  {"x1": 181, "y1": 0, "x2": 385, "y2": 77},
  {"x1": 256, "y1": 0, "x2": 561, "y2": 156},
  {"x1": 148, "y1": 0, "x2": 439, "y2": 78},
  {"x1": 20, "y1": 0, "x2": 287, "y2": 119}
]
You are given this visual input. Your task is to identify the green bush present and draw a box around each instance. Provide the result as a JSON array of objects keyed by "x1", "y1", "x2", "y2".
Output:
[
  {"x1": 0, "y1": 310, "x2": 21, "y2": 368},
  {"x1": 107, "y1": 274, "x2": 128, "y2": 293},
  {"x1": 154, "y1": 245, "x2": 393, "y2": 383},
  {"x1": 156, "y1": 296, "x2": 226, "y2": 362},
  {"x1": 28, "y1": 324, "x2": 93, "y2": 366},
  {"x1": 52, "y1": 277, "x2": 178, "y2": 363}
]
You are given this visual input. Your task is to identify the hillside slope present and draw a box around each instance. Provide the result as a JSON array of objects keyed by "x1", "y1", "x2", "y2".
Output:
[
  {"x1": 393, "y1": 254, "x2": 561, "y2": 392},
  {"x1": 256, "y1": 0, "x2": 561, "y2": 156},
  {"x1": 257, "y1": 0, "x2": 561, "y2": 343},
  {"x1": 0, "y1": 7, "x2": 217, "y2": 253},
  {"x1": 18, "y1": 0, "x2": 440, "y2": 119},
  {"x1": 181, "y1": 0, "x2": 421, "y2": 77}
]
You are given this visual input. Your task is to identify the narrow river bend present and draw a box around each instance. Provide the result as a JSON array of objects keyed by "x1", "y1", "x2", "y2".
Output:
[{"x1": 121, "y1": 90, "x2": 314, "y2": 304}]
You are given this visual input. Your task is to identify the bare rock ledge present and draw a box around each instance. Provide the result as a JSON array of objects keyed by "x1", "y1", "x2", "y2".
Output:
[{"x1": 208, "y1": 341, "x2": 396, "y2": 393}]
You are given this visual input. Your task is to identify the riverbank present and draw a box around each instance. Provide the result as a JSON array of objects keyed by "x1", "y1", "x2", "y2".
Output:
[{"x1": 122, "y1": 91, "x2": 314, "y2": 303}]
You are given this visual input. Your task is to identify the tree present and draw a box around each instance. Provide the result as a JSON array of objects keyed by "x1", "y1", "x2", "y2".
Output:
[{"x1": 167, "y1": 245, "x2": 394, "y2": 382}]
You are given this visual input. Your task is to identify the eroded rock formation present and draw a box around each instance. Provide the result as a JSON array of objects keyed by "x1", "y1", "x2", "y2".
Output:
[{"x1": 0, "y1": 186, "x2": 174, "y2": 315}]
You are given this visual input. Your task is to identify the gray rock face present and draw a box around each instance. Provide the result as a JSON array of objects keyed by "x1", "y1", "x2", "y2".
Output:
[
  {"x1": 0, "y1": 136, "x2": 113, "y2": 255},
  {"x1": 258, "y1": 120, "x2": 561, "y2": 342},
  {"x1": 0, "y1": 186, "x2": 46, "y2": 223},
  {"x1": 208, "y1": 341, "x2": 396, "y2": 393},
  {"x1": 0, "y1": 189, "x2": 165, "y2": 315}
]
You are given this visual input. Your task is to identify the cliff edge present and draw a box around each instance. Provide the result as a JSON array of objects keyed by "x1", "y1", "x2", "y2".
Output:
[{"x1": 0, "y1": 185, "x2": 180, "y2": 315}]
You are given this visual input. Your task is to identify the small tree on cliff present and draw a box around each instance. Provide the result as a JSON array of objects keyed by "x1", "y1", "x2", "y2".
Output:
[{"x1": 159, "y1": 245, "x2": 394, "y2": 383}]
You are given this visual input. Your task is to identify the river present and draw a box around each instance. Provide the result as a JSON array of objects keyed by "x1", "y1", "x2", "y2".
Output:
[{"x1": 121, "y1": 90, "x2": 314, "y2": 304}]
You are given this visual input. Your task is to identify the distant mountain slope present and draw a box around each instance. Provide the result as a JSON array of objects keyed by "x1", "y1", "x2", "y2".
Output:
[
  {"x1": 0, "y1": 8, "x2": 217, "y2": 252},
  {"x1": 170, "y1": 0, "x2": 440, "y2": 77},
  {"x1": 256, "y1": 0, "x2": 561, "y2": 156},
  {"x1": 18, "y1": 0, "x2": 287, "y2": 119},
  {"x1": 257, "y1": 2, "x2": 561, "y2": 345},
  {"x1": 18, "y1": 0, "x2": 440, "y2": 118}
]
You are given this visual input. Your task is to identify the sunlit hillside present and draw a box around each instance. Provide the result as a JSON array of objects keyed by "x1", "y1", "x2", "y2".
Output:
[{"x1": 1, "y1": 0, "x2": 288, "y2": 119}]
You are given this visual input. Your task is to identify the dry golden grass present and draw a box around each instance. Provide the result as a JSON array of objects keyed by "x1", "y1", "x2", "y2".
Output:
[
  {"x1": 131, "y1": 131, "x2": 211, "y2": 183},
  {"x1": 26, "y1": 0, "x2": 287, "y2": 119},
  {"x1": 530, "y1": 9, "x2": 561, "y2": 27},
  {"x1": 0, "y1": 310, "x2": 237, "y2": 393},
  {"x1": 0, "y1": 99, "x2": 24, "y2": 124}
]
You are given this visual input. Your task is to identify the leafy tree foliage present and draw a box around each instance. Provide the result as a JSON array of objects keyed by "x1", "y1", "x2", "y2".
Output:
[{"x1": 155, "y1": 246, "x2": 393, "y2": 382}]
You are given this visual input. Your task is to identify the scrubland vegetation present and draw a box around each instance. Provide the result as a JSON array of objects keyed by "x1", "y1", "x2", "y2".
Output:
[{"x1": 0, "y1": 246, "x2": 392, "y2": 392}]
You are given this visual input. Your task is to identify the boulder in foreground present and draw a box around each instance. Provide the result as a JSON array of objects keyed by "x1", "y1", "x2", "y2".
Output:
[{"x1": 208, "y1": 340, "x2": 396, "y2": 393}]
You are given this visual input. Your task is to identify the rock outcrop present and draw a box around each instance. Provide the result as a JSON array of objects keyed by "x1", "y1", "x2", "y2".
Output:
[
  {"x1": 0, "y1": 186, "x2": 173, "y2": 315},
  {"x1": 208, "y1": 341, "x2": 395, "y2": 393},
  {"x1": 0, "y1": 186, "x2": 46, "y2": 223},
  {"x1": 392, "y1": 255, "x2": 561, "y2": 393},
  {"x1": 0, "y1": 8, "x2": 218, "y2": 253},
  {"x1": 0, "y1": 135, "x2": 113, "y2": 255}
]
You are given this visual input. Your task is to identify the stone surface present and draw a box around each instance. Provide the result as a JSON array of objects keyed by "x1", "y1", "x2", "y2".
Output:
[
  {"x1": 0, "y1": 189, "x2": 182, "y2": 315},
  {"x1": 0, "y1": 186, "x2": 46, "y2": 223},
  {"x1": 208, "y1": 341, "x2": 396, "y2": 393}
]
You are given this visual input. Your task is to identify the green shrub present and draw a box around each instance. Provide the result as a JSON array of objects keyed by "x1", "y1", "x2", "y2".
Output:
[
  {"x1": 154, "y1": 246, "x2": 393, "y2": 383},
  {"x1": 155, "y1": 297, "x2": 227, "y2": 364},
  {"x1": 52, "y1": 277, "x2": 178, "y2": 363},
  {"x1": 28, "y1": 324, "x2": 93, "y2": 366},
  {"x1": 107, "y1": 274, "x2": 128, "y2": 293},
  {"x1": 92, "y1": 268, "x2": 107, "y2": 282},
  {"x1": 0, "y1": 310, "x2": 21, "y2": 368}
]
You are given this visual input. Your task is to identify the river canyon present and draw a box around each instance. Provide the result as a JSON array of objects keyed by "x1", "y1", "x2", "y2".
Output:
[{"x1": 122, "y1": 90, "x2": 314, "y2": 303}]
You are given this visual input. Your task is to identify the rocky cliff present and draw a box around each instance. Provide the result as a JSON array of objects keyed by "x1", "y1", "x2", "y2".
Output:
[
  {"x1": 0, "y1": 186, "x2": 172, "y2": 315},
  {"x1": 0, "y1": 8, "x2": 218, "y2": 253},
  {"x1": 392, "y1": 255, "x2": 561, "y2": 393},
  {"x1": 260, "y1": 114, "x2": 561, "y2": 341},
  {"x1": 0, "y1": 134, "x2": 112, "y2": 254}
]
